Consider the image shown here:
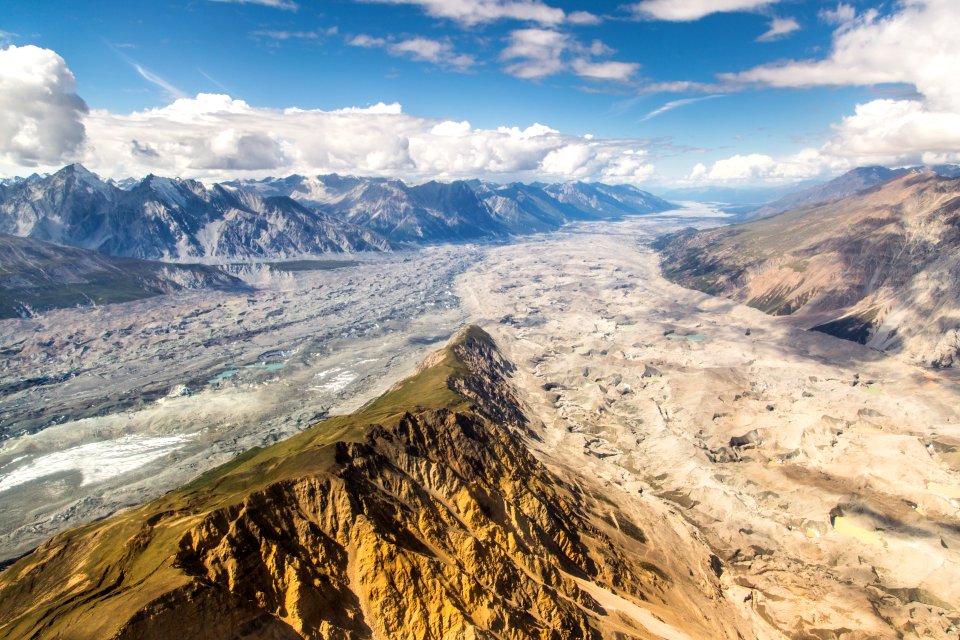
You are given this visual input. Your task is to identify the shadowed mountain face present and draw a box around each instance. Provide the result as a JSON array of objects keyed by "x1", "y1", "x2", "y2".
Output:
[
  {"x1": 0, "y1": 166, "x2": 673, "y2": 257},
  {"x1": 654, "y1": 172, "x2": 960, "y2": 367},
  {"x1": 0, "y1": 165, "x2": 392, "y2": 260},
  {"x1": 0, "y1": 234, "x2": 242, "y2": 318},
  {"x1": 228, "y1": 174, "x2": 675, "y2": 243},
  {"x1": 0, "y1": 327, "x2": 751, "y2": 640},
  {"x1": 743, "y1": 166, "x2": 911, "y2": 221}
]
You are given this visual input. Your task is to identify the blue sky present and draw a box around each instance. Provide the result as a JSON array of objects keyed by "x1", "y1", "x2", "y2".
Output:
[{"x1": 1, "y1": 0, "x2": 957, "y2": 185}]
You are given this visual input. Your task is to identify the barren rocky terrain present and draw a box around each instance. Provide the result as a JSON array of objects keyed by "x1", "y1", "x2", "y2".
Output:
[
  {"x1": 459, "y1": 216, "x2": 960, "y2": 638},
  {"x1": 0, "y1": 246, "x2": 475, "y2": 560},
  {"x1": 1, "y1": 207, "x2": 958, "y2": 638}
]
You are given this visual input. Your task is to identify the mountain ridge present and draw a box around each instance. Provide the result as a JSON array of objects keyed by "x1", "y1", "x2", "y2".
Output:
[
  {"x1": 654, "y1": 171, "x2": 960, "y2": 366},
  {"x1": 0, "y1": 165, "x2": 392, "y2": 260},
  {"x1": 0, "y1": 326, "x2": 753, "y2": 640},
  {"x1": 0, "y1": 234, "x2": 244, "y2": 319},
  {"x1": 1, "y1": 165, "x2": 674, "y2": 259}
]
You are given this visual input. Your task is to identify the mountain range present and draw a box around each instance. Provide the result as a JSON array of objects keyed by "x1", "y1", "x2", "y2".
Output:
[
  {"x1": 654, "y1": 171, "x2": 960, "y2": 367},
  {"x1": 0, "y1": 165, "x2": 674, "y2": 260}
]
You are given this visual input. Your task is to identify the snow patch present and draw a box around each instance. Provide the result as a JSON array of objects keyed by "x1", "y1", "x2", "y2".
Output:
[{"x1": 0, "y1": 434, "x2": 194, "y2": 493}]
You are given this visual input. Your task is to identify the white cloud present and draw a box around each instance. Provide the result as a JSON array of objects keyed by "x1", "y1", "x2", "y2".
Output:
[
  {"x1": 824, "y1": 99, "x2": 960, "y2": 161},
  {"x1": 133, "y1": 63, "x2": 187, "y2": 100},
  {"x1": 725, "y1": 0, "x2": 960, "y2": 111},
  {"x1": 209, "y1": 0, "x2": 298, "y2": 10},
  {"x1": 541, "y1": 144, "x2": 655, "y2": 182},
  {"x1": 567, "y1": 11, "x2": 602, "y2": 25},
  {"x1": 0, "y1": 45, "x2": 88, "y2": 167},
  {"x1": 688, "y1": 149, "x2": 848, "y2": 184},
  {"x1": 570, "y1": 59, "x2": 639, "y2": 82},
  {"x1": 756, "y1": 16, "x2": 800, "y2": 42},
  {"x1": 687, "y1": 0, "x2": 960, "y2": 185},
  {"x1": 819, "y1": 3, "x2": 856, "y2": 26},
  {"x1": 359, "y1": 0, "x2": 565, "y2": 26},
  {"x1": 640, "y1": 95, "x2": 724, "y2": 121},
  {"x1": 349, "y1": 34, "x2": 387, "y2": 48},
  {"x1": 501, "y1": 28, "x2": 569, "y2": 78},
  {"x1": 687, "y1": 98, "x2": 960, "y2": 185},
  {"x1": 501, "y1": 29, "x2": 639, "y2": 82},
  {"x1": 250, "y1": 29, "x2": 337, "y2": 41},
  {"x1": 349, "y1": 35, "x2": 475, "y2": 71},
  {"x1": 630, "y1": 0, "x2": 780, "y2": 21},
  {"x1": 0, "y1": 91, "x2": 657, "y2": 185}
]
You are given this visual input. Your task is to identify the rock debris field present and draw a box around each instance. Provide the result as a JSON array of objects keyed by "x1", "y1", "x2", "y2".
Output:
[{"x1": 459, "y1": 214, "x2": 960, "y2": 639}]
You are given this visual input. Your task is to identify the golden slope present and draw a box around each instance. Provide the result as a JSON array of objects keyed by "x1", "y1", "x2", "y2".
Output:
[{"x1": 0, "y1": 327, "x2": 748, "y2": 639}]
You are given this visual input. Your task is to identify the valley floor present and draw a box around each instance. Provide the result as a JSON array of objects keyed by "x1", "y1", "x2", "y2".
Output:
[
  {"x1": 0, "y1": 245, "x2": 476, "y2": 560},
  {"x1": 458, "y1": 217, "x2": 960, "y2": 638},
  {"x1": 1, "y1": 209, "x2": 958, "y2": 637}
]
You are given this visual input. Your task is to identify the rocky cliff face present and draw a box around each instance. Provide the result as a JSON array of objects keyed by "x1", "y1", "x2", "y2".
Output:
[
  {"x1": 0, "y1": 327, "x2": 749, "y2": 640},
  {"x1": 654, "y1": 172, "x2": 960, "y2": 366}
]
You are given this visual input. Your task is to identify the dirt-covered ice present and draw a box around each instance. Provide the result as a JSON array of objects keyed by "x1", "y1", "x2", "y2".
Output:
[{"x1": 458, "y1": 214, "x2": 960, "y2": 639}]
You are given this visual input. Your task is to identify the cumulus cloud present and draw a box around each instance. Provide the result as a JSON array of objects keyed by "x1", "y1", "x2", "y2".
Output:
[
  {"x1": 688, "y1": 149, "x2": 849, "y2": 184},
  {"x1": 0, "y1": 45, "x2": 88, "y2": 167},
  {"x1": 629, "y1": 0, "x2": 780, "y2": 21},
  {"x1": 824, "y1": 99, "x2": 960, "y2": 162},
  {"x1": 501, "y1": 29, "x2": 639, "y2": 82},
  {"x1": 756, "y1": 17, "x2": 800, "y2": 42},
  {"x1": 542, "y1": 144, "x2": 655, "y2": 182},
  {"x1": 33, "y1": 93, "x2": 658, "y2": 185},
  {"x1": 725, "y1": 0, "x2": 960, "y2": 111},
  {"x1": 501, "y1": 29, "x2": 569, "y2": 78},
  {"x1": 684, "y1": 0, "x2": 960, "y2": 181},
  {"x1": 349, "y1": 35, "x2": 475, "y2": 71}
]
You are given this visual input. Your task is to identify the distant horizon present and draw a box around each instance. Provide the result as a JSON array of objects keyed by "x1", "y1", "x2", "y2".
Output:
[{"x1": 4, "y1": 160, "x2": 956, "y2": 198}]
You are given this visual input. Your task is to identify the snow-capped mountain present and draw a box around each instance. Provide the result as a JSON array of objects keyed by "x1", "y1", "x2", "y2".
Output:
[
  {"x1": 0, "y1": 165, "x2": 391, "y2": 260},
  {"x1": 0, "y1": 165, "x2": 675, "y2": 259},
  {"x1": 231, "y1": 173, "x2": 674, "y2": 242}
]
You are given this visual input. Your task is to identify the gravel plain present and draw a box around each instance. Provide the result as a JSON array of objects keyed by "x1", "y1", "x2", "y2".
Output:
[{"x1": 0, "y1": 245, "x2": 476, "y2": 560}]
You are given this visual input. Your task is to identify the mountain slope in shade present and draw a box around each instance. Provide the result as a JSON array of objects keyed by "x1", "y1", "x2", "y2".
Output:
[
  {"x1": 233, "y1": 174, "x2": 674, "y2": 242},
  {"x1": 542, "y1": 181, "x2": 673, "y2": 219},
  {"x1": 2, "y1": 165, "x2": 674, "y2": 256},
  {"x1": 743, "y1": 166, "x2": 910, "y2": 221},
  {"x1": 0, "y1": 234, "x2": 243, "y2": 318},
  {"x1": 0, "y1": 327, "x2": 755, "y2": 640},
  {"x1": 654, "y1": 172, "x2": 960, "y2": 367},
  {"x1": 0, "y1": 165, "x2": 391, "y2": 260}
]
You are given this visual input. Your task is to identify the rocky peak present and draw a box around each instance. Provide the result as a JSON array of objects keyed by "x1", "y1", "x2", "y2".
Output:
[{"x1": 0, "y1": 327, "x2": 752, "y2": 640}]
